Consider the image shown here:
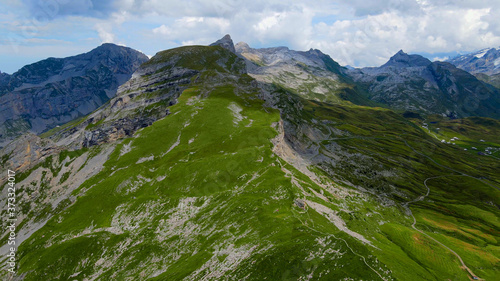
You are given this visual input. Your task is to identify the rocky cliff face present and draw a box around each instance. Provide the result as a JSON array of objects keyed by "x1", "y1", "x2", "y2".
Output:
[
  {"x1": 0, "y1": 44, "x2": 149, "y2": 147},
  {"x1": 347, "y1": 50, "x2": 500, "y2": 119},
  {"x1": 0, "y1": 70, "x2": 9, "y2": 85}
]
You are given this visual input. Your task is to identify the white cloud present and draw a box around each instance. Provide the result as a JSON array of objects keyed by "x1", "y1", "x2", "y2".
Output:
[
  {"x1": 304, "y1": 4, "x2": 500, "y2": 67},
  {"x1": 432, "y1": 56, "x2": 449, "y2": 62},
  {"x1": 2, "y1": 0, "x2": 500, "y2": 72},
  {"x1": 253, "y1": 13, "x2": 281, "y2": 31},
  {"x1": 150, "y1": 16, "x2": 230, "y2": 45},
  {"x1": 152, "y1": 24, "x2": 170, "y2": 35},
  {"x1": 95, "y1": 24, "x2": 115, "y2": 43}
]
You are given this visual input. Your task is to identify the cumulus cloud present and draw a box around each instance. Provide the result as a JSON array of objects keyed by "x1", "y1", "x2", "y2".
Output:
[
  {"x1": 2, "y1": 0, "x2": 500, "y2": 72},
  {"x1": 306, "y1": 3, "x2": 500, "y2": 66},
  {"x1": 336, "y1": 0, "x2": 422, "y2": 16}
]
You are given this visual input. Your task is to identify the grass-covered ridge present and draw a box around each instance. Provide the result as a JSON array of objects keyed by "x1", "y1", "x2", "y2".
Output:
[{"x1": 14, "y1": 46, "x2": 386, "y2": 280}]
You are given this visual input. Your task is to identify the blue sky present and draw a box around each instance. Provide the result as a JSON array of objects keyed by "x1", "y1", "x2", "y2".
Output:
[{"x1": 1, "y1": 0, "x2": 500, "y2": 74}]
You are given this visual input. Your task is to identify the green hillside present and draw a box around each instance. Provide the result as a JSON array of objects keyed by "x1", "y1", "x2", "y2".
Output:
[{"x1": 1, "y1": 45, "x2": 499, "y2": 280}]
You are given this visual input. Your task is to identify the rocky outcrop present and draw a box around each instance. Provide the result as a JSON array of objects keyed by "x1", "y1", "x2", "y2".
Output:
[
  {"x1": 0, "y1": 133, "x2": 60, "y2": 173},
  {"x1": 234, "y1": 42, "x2": 371, "y2": 105},
  {"x1": 0, "y1": 44, "x2": 149, "y2": 147}
]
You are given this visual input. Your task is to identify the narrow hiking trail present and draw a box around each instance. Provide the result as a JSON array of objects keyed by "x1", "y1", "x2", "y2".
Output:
[
  {"x1": 293, "y1": 210, "x2": 389, "y2": 281},
  {"x1": 405, "y1": 175, "x2": 482, "y2": 280}
]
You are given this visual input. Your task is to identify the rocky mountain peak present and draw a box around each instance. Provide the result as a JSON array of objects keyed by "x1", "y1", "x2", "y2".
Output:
[
  {"x1": 448, "y1": 46, "x2": 500, "y2": 75},
  {"x1": 0, "y1": 44, "x2": 149, "y2": 147},
  {"x1": 91, "y1": 43, "x2": 144, "y2": 56},
  {"x1": 305, "y1": 48, "x2": 325, "y2": 58},
  {"x1": 210, "y1": 34, "x2": 236, "y2": 53},
  {"x1": 382, "y1": 50, "x2": 431, "y2": 68}
]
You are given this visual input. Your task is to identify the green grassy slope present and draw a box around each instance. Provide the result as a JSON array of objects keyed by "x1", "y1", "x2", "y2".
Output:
[{"x1": 274, "y1": 91, "x2": 500, "y2": 279}]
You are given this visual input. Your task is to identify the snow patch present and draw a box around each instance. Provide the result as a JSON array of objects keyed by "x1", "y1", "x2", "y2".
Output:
[{"x1": 474, "y1": 48, "x2": 490, "y2": 58}]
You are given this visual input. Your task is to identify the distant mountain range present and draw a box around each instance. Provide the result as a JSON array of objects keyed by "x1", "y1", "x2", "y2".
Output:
[
  {"x1": 2, "y1": 39, "x2": 500, "y2": 149},
  {"x1": 447, "y1": 47, "x2": 500, "y2": 91},
  {"x1": 348, "y1": 50, "x2": 500, "y2": 119},
  {"x1": 447, "y1": 47, "x2": 500, "y2": 75}
]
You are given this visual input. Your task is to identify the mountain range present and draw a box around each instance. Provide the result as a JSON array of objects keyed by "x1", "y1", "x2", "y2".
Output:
[
  {"x1": 447, "y1": 47, "x2": 500, "y2": 75},
  {"x1": 1, "y1": 38, "x2": 499, "y2": 149},
  {"x1": 0, "y1": 35, "x2": 499, "y2": 280},
  {"x1": 348, "y1": 50, "x2": 500, "y2": 119}
]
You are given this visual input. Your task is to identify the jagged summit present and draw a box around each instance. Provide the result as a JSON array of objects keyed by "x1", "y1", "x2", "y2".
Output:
[
  {"x1": 382, "y1": 50, "x2": 432, "y2": 68},
  {"x1": 307, "y1": 48, "x2": 322, "y2": 54},
  {"x1": 210, "y1": 34, "x2": 236, "y2": 53}
]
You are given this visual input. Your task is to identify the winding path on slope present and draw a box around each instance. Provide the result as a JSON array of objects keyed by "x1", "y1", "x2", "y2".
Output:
[
  {"x1": 292, "y1": 210, "x2": 389, "y2": 281},
  {"x1": 400, "y1": 135, "x2": 497, "y2": 280},
  {"x1": 405, "y1": 175, "x2": 482, "y2": 280}
]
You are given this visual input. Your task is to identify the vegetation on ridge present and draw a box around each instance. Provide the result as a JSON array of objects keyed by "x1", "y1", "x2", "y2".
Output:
[{"x1": 0, "y1": 44, "x2": 498, "y2": 281}]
